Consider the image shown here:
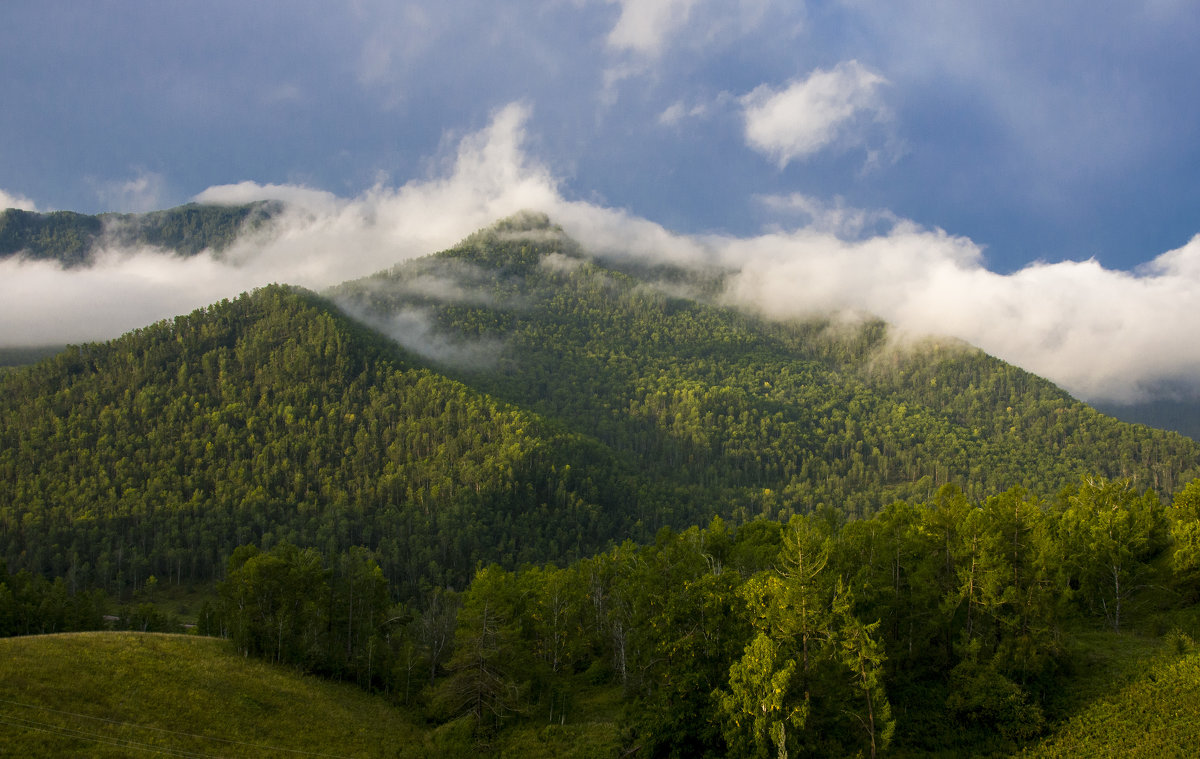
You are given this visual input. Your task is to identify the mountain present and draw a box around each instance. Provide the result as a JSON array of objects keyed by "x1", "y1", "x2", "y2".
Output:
[
  {"x1": 2, "y1": 212, "x2": 1199, "y2": 600},
  {"x1": 331, "y1": 212, "x2": 1200, "y2": 515},
  {"x1": 1096, "y1": 398, "x2": 1200, "y2": 442},
  {"x1": 0, "y1": 285, "x2": 638, "y2": 598},
  {"x1": 0, "y1": 201, "x2": 279, "y2": 266},
  {"x1": 8, "y1": 212, "x2": 1200, "y2": 757}
]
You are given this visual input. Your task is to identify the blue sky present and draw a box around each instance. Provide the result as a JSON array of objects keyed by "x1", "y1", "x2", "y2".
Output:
[{"x1": 2, "y1": 1, "x2": 1200, "y2": 402}]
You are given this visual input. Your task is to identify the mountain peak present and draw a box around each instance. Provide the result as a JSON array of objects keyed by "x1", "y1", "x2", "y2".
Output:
[
  {"x1": 444, "y1": 210, "x2": 583, "y2": 273},
  {"x1": 489, "y1": 209, "x2": 557, "y2": 234}
]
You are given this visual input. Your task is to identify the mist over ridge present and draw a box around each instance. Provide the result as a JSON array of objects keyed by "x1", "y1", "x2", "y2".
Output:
[{"x1": 1, "y1": 104, "x2": 1198, "y2": 406}]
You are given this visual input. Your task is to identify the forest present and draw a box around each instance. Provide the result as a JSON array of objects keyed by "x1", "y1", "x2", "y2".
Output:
[
  {"x1": 7, "y1": 477, "x2": 1200, "y2": 756},
  {"x1": 3, "y1": 212, "x2": 1200, "y2": 755}
]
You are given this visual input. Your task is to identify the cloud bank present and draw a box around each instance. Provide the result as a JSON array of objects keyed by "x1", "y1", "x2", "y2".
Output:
[
  {"x1": 716, "y1": 224, "x2": 1200, "y2": 404},
  {"x1": 1, "y1": 102, "x2": 1197, "y2": 405},
  {"x1": 0, "y1": 189, "x2": 38, "y2": 211}
]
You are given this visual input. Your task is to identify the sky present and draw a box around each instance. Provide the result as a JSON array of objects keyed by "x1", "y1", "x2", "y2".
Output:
[{"x1": 2, "y1": 1, "x2": 1200, "y2": 404}]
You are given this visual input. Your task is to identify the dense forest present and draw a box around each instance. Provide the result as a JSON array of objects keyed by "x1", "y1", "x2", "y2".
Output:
[
  {"x1": 198, "y1": 476, "x2": 1200, "y2": 756},
  {"x1": 334, "y1": 213, "x2": 1200, "y2": 513},
  {"x1": 7, "y1": 477, "x2": 1200, "y2": 756},
  {"x1": 0, "y1": 201, "x2": 278, "y2": 266},
  {"x1": 4, "y1": 212, "x2": 1200, "y2": 755},
  {"x1": 4, "y1": 214, "x2": 1197, "y2": 600},
  {"x1": 0, "y1": 286, "x2": 636, "y2": 598}
]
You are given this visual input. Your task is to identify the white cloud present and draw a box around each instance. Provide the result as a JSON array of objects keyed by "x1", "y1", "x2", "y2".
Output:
[
  {"x1": 195, "y1": 182, "x2": 342, "y2": 209},
  {"x1": 0, "y1": 103, "x2": 560, "y2": 345},
  {"x1": 742, "y1": 60, "x2": 888, "y2": 166},
  {"x1": 0, "y1": 189, "x2": 38, "y2": 211},
  {"x1": 4, "y1": 99, "x2": 1200, "y2": 405},
  {"x1": 604, "y1": 0, "x2": 699, "y2": 56},
  {"x1": 340, "y1": 305, "x2": 504, "y2": 369},
  {"x1": 658, "y1": 99, "x2": 710, "y2": 126},
  {"x1": 0, "y1": 249, "x2": 248, "y2": 346},
  {"x1": 716, "y1": 224, "x2": 1200, "y2": 404},
  {"x1": 757, "y1": 193, "x2": 900, "y2": 238}
]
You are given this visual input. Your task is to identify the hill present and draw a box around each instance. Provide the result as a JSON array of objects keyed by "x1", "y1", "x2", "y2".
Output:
[
  {"x1": 0, "y1": 632, "x2": 425, "y2": 757},
  {"x1": 0, "y1": 201, "x2": 278, "y2": 266},
  {"x1": 6, "y1": 213, "x2": 1200, "y2": 756},
  {"x1": 1021, "y1": 632, "x2": 1200, "y2": 758}
]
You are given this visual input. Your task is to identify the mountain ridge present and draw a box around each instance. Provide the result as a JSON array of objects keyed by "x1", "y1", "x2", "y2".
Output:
[
  {"x1": 2, "y1": 213, "x2": 1198, "y2": 598},
  {"x1": 0, "y1": 201, "x2": 280, "y2": 266}
]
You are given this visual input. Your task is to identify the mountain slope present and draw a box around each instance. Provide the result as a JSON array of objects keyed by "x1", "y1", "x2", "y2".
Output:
[
  {"x1": 3, "y1": 213, "x2": 1199, "y2": 600},
  {"x1": 331, "y1": 213, "x2": 1200, "y2": 523},
  {"x1": 1022, "y1": 635, "x2": 1200, "y2": 758},
  {"x1": 0, "y1": 285, "x2": 637, "y2": 596}
]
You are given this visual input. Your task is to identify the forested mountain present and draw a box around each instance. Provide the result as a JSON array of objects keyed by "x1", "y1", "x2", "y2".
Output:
[
  {"x1": 3, "y1": 211, "x2": 1199, "y2": 603},
  {"x1": 333, "y1": 212, "x2": 1200, "y2": 520},
  {"x1": 0, "y1": 285, "x2": 639, "y2": 597},
  {"x1": 6, "y1": 212, "x2": 1200, "y2": 756},
  {"x1": 0, "y1": 201, "x2": 278, "y2": 266}
]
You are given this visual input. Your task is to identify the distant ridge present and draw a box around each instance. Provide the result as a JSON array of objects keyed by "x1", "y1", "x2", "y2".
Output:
[
  {"x1": 0, "y1": 200, "x2": 280, "y2": 266},
  {"x1": 1096, "y1": 398, "x2": 1200, "y2": 441}
]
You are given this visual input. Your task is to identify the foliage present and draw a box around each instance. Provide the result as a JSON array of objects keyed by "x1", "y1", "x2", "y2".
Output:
[
  {"x1": 0, "y1": 285, "x2": 635, "y2": 598},
  {"x1": 6, "y1": 215, "x2": 1200, "y2": 755},
  {"x1": 1057, "y1": 478, "x2": 1168, "y2": 632},
  {"x1": 0, "y1": 560, "x2": 107, "y2": 637},
  {"x1": 1023, "y1": 635, "x2": 1200, "y2": 758},
  {"x1": 337, "y1": 213, "x2": 1200, "y2": 531}
]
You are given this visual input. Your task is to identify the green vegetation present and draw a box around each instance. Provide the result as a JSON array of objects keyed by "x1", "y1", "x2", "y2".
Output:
[
  {"x1": 0, "y1": 632, "x2": 425, "y2": 757},
  {"x1": 0, "y1": 285, "x2": 633, "y2": 598},
  {"x1": 5, "y1": 212, "x2": 1200, "y2": 756},
  {"x1": 7, "y1": 476, "x2": 1185, "y2": 756},
  {"x1": 334, "y1": 211, "x2": 1200, "y2": 521},
  {"x1": 1023, "y1": 632, "x2": 1200, "y2": 757},
  {"x1": 0, "y1": 201, "x2": 278, "y2": 266},
  {"x1": 0, "y1": 210, "x2": 101, "y2": 266}
]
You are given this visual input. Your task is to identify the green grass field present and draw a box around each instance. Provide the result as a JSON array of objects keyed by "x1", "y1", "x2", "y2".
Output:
[{"x1": 0, "y1": 632, "x2": 425, "y2": 758}]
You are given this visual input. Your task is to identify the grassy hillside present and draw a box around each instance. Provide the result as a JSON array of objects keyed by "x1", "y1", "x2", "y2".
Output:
[
  {"x1": 6, "y1": 628, "x2": 1200, "y2": 758},
  {"x1": 1022, "y1": 632, "x2": 1200, "y2": 758},
  {"x1": 0, "y1": 631, "x2": 624, "y2": 758},
  {"x1": 0, "y1": 632, "x2": 424, "y2": 757}
]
